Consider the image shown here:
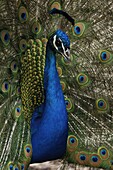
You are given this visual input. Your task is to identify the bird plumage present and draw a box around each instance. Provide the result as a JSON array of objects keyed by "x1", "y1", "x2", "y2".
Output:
[
  {"x1": 0, "y1": 0, "x2": 113, "y2": 170},
  {"x1": 31, "y1": 29, "x2": 69, "y2": 163}
]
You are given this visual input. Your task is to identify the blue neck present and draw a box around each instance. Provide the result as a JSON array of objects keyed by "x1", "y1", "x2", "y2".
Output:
[
  {"x1": 44, "y1": 43, "x2": 64, "y2": 102},
  {"x1": 31, "y1": 42, "x2": 68, "y2": 163}
]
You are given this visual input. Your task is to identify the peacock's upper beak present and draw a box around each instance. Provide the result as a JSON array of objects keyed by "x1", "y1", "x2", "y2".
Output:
[{"x1": 62, "y1": 47, "x2": 71, "y2": 61}]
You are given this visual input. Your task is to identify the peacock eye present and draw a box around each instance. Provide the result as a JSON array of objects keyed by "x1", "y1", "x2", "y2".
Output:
[
  {"x1": 73, "y1": 22, "x2": 86, "y2": 37},
  {"x1": 1, "y1": 30, "x2": 11, "y2": 46},
  {"x1": 16, "y1": 107, "x2": 21, "y2": 113},
  {"x1": 91, "y1": 156, "x2": 98, "y2": 162},
  {"x1": 24, "y1": 144, "x2": 32, "y2": 158},
  {"x1": 21, "y1": 13, "x2": 26, "y2": 20},
  {"x1": 76, "y1": 73, "x2": 90, "y2": 88},
  {"x1": 56, "y1": 39, "x2": 61, "y2": 46},
  {"x1": 80, "y1": 154, "x2": 86, "y2": 161},
  {"x1": 96, "y1": 98, "x2": 108, "y2": 111},
  {"x1": 101, "y1": 52, "x2": 107, "y2": 60},
  {"x1": 57, "y1": 66, "x2": 62, "y2": 76},
  {"x1": 11, "y1": 61, "x2": 18, "y2": 73},
  {"x1": 60, "y1": 80, "x2": 66, "y2": 92},
  {"x1": 19, "y1": 39, "x2": 27, "y2": 52},
  {"x1": 17, "y1": 86, "x2": 21, "y2": 95},
  {"x1": 70, "y1": 137, "x2": 76, "y2": 144},
  {"x1": 67, "y1": 135, "x2": 78, "y2": 149},
  {"x1": 98, "y1": 146, "x2": 109, "y2": 160},
  {"x1": 14, "y1": 167, "x2": 19, "y2": 170},
  {"x1": 14, "y1": 105, "x2": 22, "y2": 118},
  {"x1": 74, "y1": 26, "x2": 81, "y2": 35},
  {"x1": 9, "y1": 165, "x2": 13, "y2": 170},
  {"x1": 32, "y1": 22, "x2": 41, "y2": 35},
  {"x1": 26, "y1": 147, "x2": 31, "y2": 153},
  {"x1": 98, "y1": 100, "x2": 104, "y2": 107},
  {"x1": 79, "y1": 75, "x2": 84, "y2": 82},
  {"x1": 100, "y1": 149, "x2": 106, "y2": 155},
  {"x1": 7, "y1": 162, "x2": 14, "y2": 170},
  {"x1": 89, "y1": 154, "x2": 101, "y2": 167},
  {"x1": 4, "y1": 32, "x2": 10, "y2": 41},
  {"x1": 19, "y1": 6, "x2": 28, "y2": 23},
  {"x1": 2, "y1": 81, "x2": 10, "y2": 93},
  {"x1": 21, "y1": 164, "x2": 25, "y2": 170},
  {"x1": 65, "y1": 100, "x2": 68, "y2": 105},
  {"x1": 98, "y1": 50, "x2": 113, "y2": 64},
  {"x1": 65, "y1": 98, "x2": 74, "y2": 112}
]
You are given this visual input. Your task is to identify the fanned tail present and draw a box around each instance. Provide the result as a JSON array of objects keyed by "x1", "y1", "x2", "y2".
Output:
[
  {"x1": 0, "y1": 0, "x2": 113, "y2": 169},
  {"x1": 54, "y1": 0, "x2": 113, "y2": 169},
  {"x1": 0, "y1": 0, "x2": 50, "y2": 169}
]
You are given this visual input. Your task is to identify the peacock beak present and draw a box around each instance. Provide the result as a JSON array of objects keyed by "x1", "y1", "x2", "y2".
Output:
[{"x1": 62, "y1": 47, "x2": 70, "y2": 61}]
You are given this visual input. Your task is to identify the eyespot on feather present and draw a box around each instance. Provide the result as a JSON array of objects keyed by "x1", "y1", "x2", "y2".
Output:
[
  {"x1": 32, "y1": 22, "x2": 41, "y2": 35},
  {"x1": 19, "y1": 161, "x2": 28, "y2": 170},
  {"x1": 89, "y1": 154, "x2": 102, "y2": 167},
  {"x1": 7, "y1": 162, "x2": 14, "y2": 170},
  {"x1": 76, "y1": 73, "x2": 90, "y2": 88},
  {"x1": 19, "y1": 39, "x2": 27, "y2": 52},
  {"x1": 10, "y1": 61, "x2": 18, "y2": 73},
  {"x1": 2, "y1": 81, "x2": 10, "y2": 93},
  {"x1": 57, "y1": 67, "x2": 62, "y2": 76},
  {"x1": 76, "y1": 73, "x2": 89, "y2": 85},
  {"x1": 75, "y1": 152, "x2": 89, "y2": 165},
  {"x1": 20, "y1": 164, "x2": 25, "y2": 170},
  {"x1": 72, "y1": 22, "x2": 86, "y2": 37},
  {"x1": 98, "y1": 146, "x2": 109, "y2": 160},
  {"x1": 60, "y1": 80, "x2": 66, "y2": 92},
  {"x1": 0, "y1": 30, "x2": 11, "y2": 46},
  {"x1": 24, "y1": 144, "x2": 32, "y2": 158},
  {"x1": 65, "y1": 98, "x2": 74, "y2": 112},
  {"x1": 96, "y1": 98, "x2": 109, "y2": 112},
  {"x1": 16, "y1": 86, "x2": 21, "y2": 96},
  {"x1": 98, "y1": 50, "x2": 113, "y2": 64},
  {"x1": 18, "y1": 6, "x2": 28, "y2": 23},
  {"x1": 13, "y1": 165, "x2": 20, "y2": 170},
  {"x1": 67, "y1": 135, "x2": 78, "y2": 152},
  {"x1": 15, "y1": 105, "x2": 22, "y2": 118}
]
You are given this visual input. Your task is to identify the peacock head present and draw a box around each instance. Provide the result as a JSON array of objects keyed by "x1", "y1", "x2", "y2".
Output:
[{"x1": 49, "y1": 29, "x2": 70, "y2": 61}]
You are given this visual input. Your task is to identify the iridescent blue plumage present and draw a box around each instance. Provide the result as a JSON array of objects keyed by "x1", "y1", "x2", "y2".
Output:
[
  {"x1": 55, "y1": 30, "x2": 70, "y2": 47},
  {"x1": 31, "y1": 30, "x2": 70, "y2": 163}
]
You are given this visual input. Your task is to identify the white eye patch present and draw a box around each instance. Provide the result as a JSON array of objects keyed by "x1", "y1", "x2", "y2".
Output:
[
  {"x1": 65, "y1": 48, "x2": 70, "y2": 57},
  {"x1": 61, "y1": 40, "x2": 65, "y2": 53},
  {"x1": 53, "y1": 35, "x2": 58, "y2": 50},
  {"x1": 53, "y1": 35, "x2": 63, "y2": 51}
]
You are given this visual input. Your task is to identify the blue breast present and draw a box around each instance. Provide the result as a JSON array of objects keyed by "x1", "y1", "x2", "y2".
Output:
[{"x1": 30, "y1": 43, "x2": 68, "y2": 163}]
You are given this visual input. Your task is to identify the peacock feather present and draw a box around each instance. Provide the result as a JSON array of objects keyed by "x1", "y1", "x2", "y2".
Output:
[{"x1": 0, "y1": 0, "x2": 113, "y2": 170}]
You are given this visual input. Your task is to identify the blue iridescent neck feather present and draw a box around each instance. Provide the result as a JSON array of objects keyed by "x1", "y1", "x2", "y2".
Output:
[{"x1": 31, "y1": 29, "x2": 69, "y2": 163}]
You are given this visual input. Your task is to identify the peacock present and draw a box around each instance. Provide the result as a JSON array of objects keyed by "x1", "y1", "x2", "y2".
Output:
[{"x1": 0, "y1": 0, "x2": 113, "y2": 170}]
